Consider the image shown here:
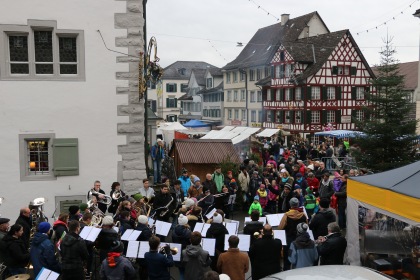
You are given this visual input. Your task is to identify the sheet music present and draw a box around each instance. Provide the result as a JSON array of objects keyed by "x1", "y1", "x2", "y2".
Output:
[
  {"x1": 155, "y1": 220, "x2": 171, "y2": 236},
  {"x1": 273, "y1": 230, "x2": 287, "y2": 245},
  {"x1": 201, "y1": 238, "x2": 216, "y2": 257},
  {"x1": 126, "y1": 241, "x2": 140, "y2": 258},
  {"x1": 86, "y1": 227, "x2": 102, "y2": 242},
  {"x1": 47, "y1": 271, "x2": 59, "y2": 280},
  {"x1": 224, "y1": 234, "x2": 251, "y2": 251},
  {"x1": 193, "y1": 222, "x2": 204, "y2": 233},
  {"x1": 205, "y1": 208, "x2": 217, "y2": 220},
  {"x1": 265, "y1": 214, "x2": 284, "y2": 227},
  {"x1": 121, "y1": 230, "x2": 142, "y2": 241},
  {"x1": 36, "y1": 268, "x2": 60, "y2": 280},
  {"x1": 225, "y1": 222, "x2": 238, "y2": 235},
  {"x1": 148, "y1": 217, "x2": 154, "y2": 225},
  {"x1": 168, "y1": 243, "x2": 182, "y2": 262},
  {"x1": 79, "y1": 226, "x2": 92, "y2": 240},
  {"x1": 308, "y1": 230, "x2": 314, "y2": 241},
  {"x1": 138, "y1": 241, "x2": 150, "y2": 258},
  {"x1": 202, "y1": 223, "x2": 211, "y2": 236},
  {"x1": 121, "y1": 229, "x2": 134, "y2": 241}
]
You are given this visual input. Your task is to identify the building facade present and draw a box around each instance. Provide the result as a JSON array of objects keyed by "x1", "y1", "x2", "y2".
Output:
[{"x1": 0, "y1": 0, "x2": 146, "y2": 220}]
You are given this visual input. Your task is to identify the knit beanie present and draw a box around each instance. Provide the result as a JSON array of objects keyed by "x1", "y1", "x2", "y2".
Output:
[
  {"x1": 184, "y1": 198, "x2": 195, "y2": 208},
  {"x1": 102, "y1": 215, "x2": 114, "y2": 226},
  {"x1": 68, "y1": 205, "x2": 80, "y2": 215},
  {"x1": 194, "y1": 177, "x2": 201, "y2": 183},
  {"x1": 37, "y1": 222, "x2": 51, "y2": 233},
  {"x1": 137, "y1": 215, "x2": 148, "y2": 225},
  {"x1": 297, "y1": 222, "x2": 308, "y2": 235},
  {"x1": 79, "y1": 203, "x2": 88, "y2": 212},
  {"x1": 254, "y1": 195, "x2": 259, "y2": 201},
  {"x1": 289, "y1": 197, "x2": 299, "y2": 208},
  {"x1": 178, "y1": 214, "x2": 188, "y2": 226},
  {"x1": 212, "y1": 213, "x2": 223, "y2": 224},
  {"x1": 133, "y1": 193, "x2": 143, "y2": 201},
  {"x1": 219, "y1": 274, "x2": 231, "y2": 280}
]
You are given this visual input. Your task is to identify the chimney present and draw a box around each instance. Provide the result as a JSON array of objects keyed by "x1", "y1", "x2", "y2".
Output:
[{"x1": 281, "y1": 14, "x2": 290, "y2": 26}]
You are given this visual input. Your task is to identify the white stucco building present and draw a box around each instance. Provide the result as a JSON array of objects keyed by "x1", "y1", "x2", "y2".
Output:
[{"x1": 0, "y1": 0, "x2": 146, "y2": 220}]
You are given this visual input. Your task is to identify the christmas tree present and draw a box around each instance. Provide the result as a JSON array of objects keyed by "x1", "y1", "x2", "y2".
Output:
[{"x1": 354, "y1": 37, "x2": 418, "y2": 172}]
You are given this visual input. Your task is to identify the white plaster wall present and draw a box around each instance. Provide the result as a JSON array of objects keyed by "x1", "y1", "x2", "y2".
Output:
[{"x1": 0, "y1": 0, "x2": 127, "y2": 220}]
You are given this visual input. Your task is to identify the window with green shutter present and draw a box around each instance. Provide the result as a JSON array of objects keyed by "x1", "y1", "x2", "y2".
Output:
[
  {"x1": 332, "y1": 66, "x2": 338, "y2": 75},
  {"x1": 351, "y1": 87, "x2": 357, "y2": 100},
  {"x1": 335, "y1": 110, "x2": 341, "y2": 123},
  {"x1": 322, "y1": 87, "x2": 328, "y2": 100},
  {"x1": 306, "y1": 87, "x2": 312, "y2": 100},
  {"x1": 336, "y1": 86, "x2": 342, "y2": 100},
  {"x1": 351, "y1": 67, "x2": 357, "y2": 75},
  {"x1": 52, "y1": 138, "x2": 79, "y2": 176}
]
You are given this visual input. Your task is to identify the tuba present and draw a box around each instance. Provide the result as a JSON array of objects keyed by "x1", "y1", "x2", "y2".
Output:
[
  {"x1": 87, "y1": 199, "x2": 105, "y2": 226},
  {"x1": 88, "y1": 189, "x2": 112, "y2": 205},
  {"x1": 112, "y1": 190, "x2": 122, "y2": 200}
]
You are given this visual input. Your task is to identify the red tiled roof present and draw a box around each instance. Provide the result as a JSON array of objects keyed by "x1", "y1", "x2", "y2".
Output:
[{"x1": 171, "y1": 139, "x2": 241, "y2": 164}]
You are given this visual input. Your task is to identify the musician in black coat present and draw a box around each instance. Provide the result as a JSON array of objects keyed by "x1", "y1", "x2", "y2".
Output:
[
  {"x1": 87, "y1": 180, "x2": 107, "y2": 214},
  {"x1": 153, "y1": 185, "x2": 173, "y2": 222},
  {"x1": 108, "y1": 182, "x2": 126, "y2": 215},
  {"x1": 197, "y1": 188, "x2": 214, "y2": 217}
]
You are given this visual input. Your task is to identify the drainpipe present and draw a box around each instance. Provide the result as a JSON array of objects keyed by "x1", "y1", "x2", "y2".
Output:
[
  {"x1": 239, "y1": 69, "x2": 249, "y2": 127},
  {"x1": 143, "y1": 0, "x2": 149, "y2": 176}
]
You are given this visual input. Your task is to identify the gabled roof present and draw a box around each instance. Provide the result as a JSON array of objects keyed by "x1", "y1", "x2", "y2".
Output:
[
  {"x1": 178, "y1": 94, "x2": 193, "y2": 101},
  {"x1": 170, "y1": 139, "x2": 241, "y2": 164},
  {"x1": 198, "y1": 82, "x2": 224, "y2": 95},
  {"x1": 223, "y1": 12, "x2": 321, "y2": 70},
  {"x1": 163, "y1": 61, "x2": 218, "y2": 80},
  {"x1": 191, "y1": 69, "x2": 207, "y2": 86},
  {"x1": 372, "y1": 61, "x2": 418, "y2": 91},
  {"x1": 208, "y1": 68, "x2": 223, "y2": 77}
]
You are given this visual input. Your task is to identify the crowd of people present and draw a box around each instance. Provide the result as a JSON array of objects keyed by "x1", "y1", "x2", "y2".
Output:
[{"x1": 0, "y1": 138, "x2": 364, "y2": 280}]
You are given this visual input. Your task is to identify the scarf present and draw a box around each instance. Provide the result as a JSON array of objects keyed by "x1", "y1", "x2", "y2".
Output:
[
  {"x1": 281, "y1": 177, "x2": 288, "y2": 183},
  {"x1": 107, "y1": 252, "x2": 121, "y2": 267}
]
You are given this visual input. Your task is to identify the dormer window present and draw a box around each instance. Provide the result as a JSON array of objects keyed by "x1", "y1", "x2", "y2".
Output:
[
  {"x1": 206, "y1": 77, "x2": 213, "y2": 88},
  {"x1": 178, "y1": 68, "x2": 186, "y2": 75}
]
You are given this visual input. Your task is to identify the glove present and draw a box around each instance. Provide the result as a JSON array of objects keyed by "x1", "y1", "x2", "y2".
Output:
[{"x1": 164, "y1": 244, "x2": 171, "y2": 255}]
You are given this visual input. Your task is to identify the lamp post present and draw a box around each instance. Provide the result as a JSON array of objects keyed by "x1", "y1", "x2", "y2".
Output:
[{"x1": 413, "y1": 9, "x2": 420, "y2": 134}]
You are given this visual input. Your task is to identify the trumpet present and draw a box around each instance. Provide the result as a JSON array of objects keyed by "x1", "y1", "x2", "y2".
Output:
[{"x1": 88, "y1": 189, "x2": 112, "y2": 205}]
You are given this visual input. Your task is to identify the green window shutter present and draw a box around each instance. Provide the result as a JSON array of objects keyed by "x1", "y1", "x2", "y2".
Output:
[
  {"x1": 166, "y1": 98, "x2": 170, "y2": 107},
  {"x1": 351, "y1": 67, "x2": 357, "y2": 75},
  {"x1": 351, "y1": 87, "x2": 356, "y2": 100},
  {"x1": 52, "y1": 138, "x2": 79, "y2": 176},
  {"x1": 174, "y1": 115, "x2": 178, "y2": 122},
  {"x1": 280, "y1": 88, "x2": 284, "y2": 101},
  {"x1": 332, "y1": 66, "x2": 338, "y2": 75},
  {"x1": 321, "y1": 111, "x2": 327, "y2": 124},
  {"x1": 290, "y1": 111, "x2": 295, "y2": 123},
  {"x1": 351, "y1": 109, "x2": 357, "y2": 120},
  {"x1": 336, "y1": 86, "x2": 342, "y2": 100},
  {"x1": 166, "y1": 84, "x2": 170, "y2": 92},
  {"x1": 174, "y1": 84, "x2": 177, "y2": 92},
  {"x1": 322, "y1": 87, "x2": 327, "y2": 100},
  {"x1": 305, "y1": 110, "x2": 312, "y2": 124},
  {"x1": 335, "y1": 110, "x2": 341, "y2": 123},
  {"x1": 174, "y1": 98, "x2": 178, "y2": 108},
  {"x1": 271, "y1": 65, "x2": 275, "y2": 78},
  {"x1": 306, "y1": 87, "x2": 312, "y2": 100},
  {"x1": 279, "y1": 110, "x2": 284, "y2": 123}
]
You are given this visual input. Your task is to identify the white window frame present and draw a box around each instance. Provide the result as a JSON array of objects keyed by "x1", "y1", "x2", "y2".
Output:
[
  {"x1": 240, "y1": 90, "x2": 246, "y2": 101},
  {"x1": 276, "y1": 111, "x2": 282, "y2": 123},
  {"x1": 327, "y1": 110, "x2": 335, "y2": 123},
  {"x1": 356, "y1": 110, "x2": 364, "y2": 121},
  {"x1": 233, "y1": 71, "x2": 238, "y2": 83},
  {"x1": 295, "y1": 87, "x2": 301, "y2": 100},
  {"x1": 311, "y1": 86, "x2": 321, "y2": 100},
  {"x1": 234, "y1": 109, "x2": 239, "y2": 120},
  {"x1": 285, "y1": 88, "x2": 292, "y2": 101},
  {"x1": 242, "y1": 109, "x2": 246, "y2": 120},
  {"x1": 285, "y1": 111, "x2": 291, "y2": 123},
  {"x1": 295, "y1": 111, "x2": 302, "y2": 123},
  {"x1": 0, "y1": 20, "x2": 85, "y2": 81},
  {"x1": 250, "y1": 91, "x2": 256, "y2": 102},
  {"x1": 228, "y1": 109, "x2": 232, "y2": 120},
  {"x1": 311, "y1": 111, "x2": 320, "y2": 124},
  {"x1": 19, "y1": 133, "x2": 56, "y2": 181},
  {"x1": 249, "y1": 69, "x2": 255, "y2": 81},
  {"x1": 327, "y1": 87, "x2": 336, "y2": 100},
  {"x1": 227, "y1": 90, "x2": 232, "y2": 102},
  {"x1": 251, "y1": 110, "x2": 256, "y2": 122},
  {"x1": 267, "y1": 111, "x2": 273, "y2": 122},
  {"x1": 356, "y1": 87, "x2": 365, "y2": 100},
  {"x1": 206, "y1": 78, "x2": 213, "y2": 88},
  {"x1": 267, "y1": 89, "x2": 272, "y2": 101},
  {"x1": 234, "y1": 90, "x2": 238, "y2": 101},
  {"x1": 226, "y1": 72, "x2": 231, "y2": 84},
  {"x1": 276, "y1": 89, "x2": 281, "y2": 101},
  {"x1": 257, "y1": 91, "x2": 262, "y2": 102},
  {"x1": 256, "y1": 68, "x2": 262, "y2": 81}
]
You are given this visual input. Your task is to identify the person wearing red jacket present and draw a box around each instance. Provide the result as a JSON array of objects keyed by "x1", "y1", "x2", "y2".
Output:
[{"x1": 306, "y1": 173, "x2": 320, "y2": 197}]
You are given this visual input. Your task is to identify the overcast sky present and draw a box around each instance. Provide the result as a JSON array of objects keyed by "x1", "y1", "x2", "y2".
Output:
[{"x1": 147, "y1": 0, "x2": 420, "y2": 69}]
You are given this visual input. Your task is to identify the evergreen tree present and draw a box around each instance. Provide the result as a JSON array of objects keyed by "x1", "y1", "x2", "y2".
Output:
[{"x1": 354, "y1": 37, "x2": 418, "y2": 172}]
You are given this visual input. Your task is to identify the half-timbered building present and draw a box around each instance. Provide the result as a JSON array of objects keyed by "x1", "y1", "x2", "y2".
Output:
[{"x1": 258, "y1": 14, "x2": 375, "y2": 139}]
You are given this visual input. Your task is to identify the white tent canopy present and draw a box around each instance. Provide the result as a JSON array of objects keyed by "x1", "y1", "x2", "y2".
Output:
[
  {"x1": 201, "y1": 127, "x2": 260, "y2": 144},
  {"x1": 255, "y1": 129, "x2": 280, "y2": 138}
]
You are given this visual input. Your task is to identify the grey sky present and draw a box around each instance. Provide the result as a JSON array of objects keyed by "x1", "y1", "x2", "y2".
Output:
[{"x1": 147, "y1": 0, "x2": 420, "y2": 68}]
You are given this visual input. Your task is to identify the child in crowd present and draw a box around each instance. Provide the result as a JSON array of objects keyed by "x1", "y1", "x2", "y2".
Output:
[
  {"x1": 267, "y1": 180, "x2": 279, "y2": 214},
  {"x1": 257, "y1": 184, "x2": 268, "y2": 210},
  {"x1": 248, "y1": 196, "x2": 262, "y2": 216}
]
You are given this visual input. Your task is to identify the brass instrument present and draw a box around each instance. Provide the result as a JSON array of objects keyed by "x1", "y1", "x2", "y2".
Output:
[
  {"x1": 88, "y1": 189, "x2": 112, "y2": 205},
  {"x1": 29, "y1": 197, "x2": 48, "y2": 240},
  {"x1": 159, "y1": 196, "x2": 174, "y2": 218},
  {"x1": 87, "y1": 199, "x2": 105, "y2": 226},
  {"x1": 159, "y1": 244, "x2": 178, "y2": 256},
  {"x1": 112, "y1": 190, "x2": 122, "y2": 200}
]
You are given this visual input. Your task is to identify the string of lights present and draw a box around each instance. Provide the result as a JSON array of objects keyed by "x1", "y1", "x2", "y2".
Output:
[
  {"x1": 355, "y1": 0, "x2": 419, "y2": 35},
  {"x1": 208, "y1": 40, "x2": 227, "y2": 61},
  {"x1": 247, "y1": 0, "x2": 280, "y2": 21}
]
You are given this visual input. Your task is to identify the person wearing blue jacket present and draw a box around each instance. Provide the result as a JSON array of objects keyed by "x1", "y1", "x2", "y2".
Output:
[
  {"x1": 151, "y1": 139, "x2": 165, "y2": 184},
  {"x1": 288, "y1": 222, "x2": 318, "y2": 269},
  {"x1": 178, "y1": 169, "x2": 191, "y2": 194},
  {"x1": 144, "y1": 235, "x2": 174, "y2": 280},
  {"x1": 30, "y1": 222, "x2": 61, "y2": 277}
]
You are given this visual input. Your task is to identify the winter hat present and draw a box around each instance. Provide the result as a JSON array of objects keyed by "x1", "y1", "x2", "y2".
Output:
[
  {"x1": 212, "y1": 213, "x2": 223, "y2": 224},
  {"x1": 219, "y1": 274, "x2": 231, "y2": 280},
  {"x1": 253, "y1": 171, "x2": 259, "y2": 175},
  {"x1": 289, "y1": 197, "x2": 299, "y2": 208},
  {"x1": 128, "y1": 197, "x2": 136, "y2": 204},
  {"x1": 68, "y1": 205, "x2": 80, "y2": 215},
  {"x1": 284, "y1": 183, "x2": 292, "y2": 190},
  {"x1": 184, "y1": 198, "x2": 195, "y2": 208},
  {"x1": 259, "y1": 184, "x2": 265, "y2": 189},
  {"x1": 306, "y1": 187, "x2": 313, "y2": 195},
  {"x1": 178, "y1": 214, "x2": 188, "y2": 226},
  {"x1": 294, "y1": 184, "x2": 301, "y2": 190},
  {"x1": 280, "y1": 168, "x2": 287, "y2": 173},
  {"x1": 194, "y1": 177, "x2": 201, "y2": 183},
  {"x1": 37, "y1": 222, "x2": 51, "y2": 233},
  {"x1": 296, "y1": 222, "x2": 308, "y2": 235},
  {"x1": 133, "y1": 193, "x2": 143, "y2": 201},
  {"x1": 230, "y1": 179, "x2": 236, "y2": 183},
  {"x1": 79, "y1": 203, "x2": 88, "y2": 212},
  {"x1": 254, "y1": 195, "x2": 259, "y2": 201},
  {"x1": 102, "y1": 215, "x2": 114, "y2": 226},
  {"x1": 110, "y1": 240, "x2": 124, "y2": 253},
  {"x1": 296, "y1": 173, "x2": 303, "y2": 178},
  {"x1": 280, "y1": 164, "x2": 285, "y2": 169},
  {"x1": 227, "y1": 171, "x2": 233, "y2": 175},
  {"x1": 334, "y1": 171, "x2": 341, "y2": 179},
  {"x1": 307, "y1": 164, "x2": 314, "y2": 170},
  {"x1": 137, "y1": 215, "x2": 148, "y2": 225},
  {"x1": 204, "y1": 187, "x2": 210, "y2": 193}
]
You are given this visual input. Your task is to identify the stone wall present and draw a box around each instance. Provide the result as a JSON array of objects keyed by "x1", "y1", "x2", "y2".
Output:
[{"x1": 115, "y1": 0, "x2": 147, "y2": 193}]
